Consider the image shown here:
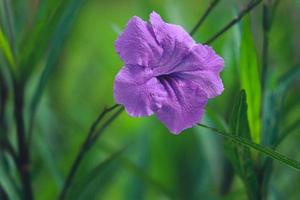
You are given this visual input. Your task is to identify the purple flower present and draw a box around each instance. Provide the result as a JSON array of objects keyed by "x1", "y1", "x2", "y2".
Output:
[{"x1": 114, "y1": 11, "x2": 224, "y2": 134}]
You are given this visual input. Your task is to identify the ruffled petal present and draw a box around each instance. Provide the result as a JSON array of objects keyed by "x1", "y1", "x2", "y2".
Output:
[
  {"x1": 171, "y1": 44, "x2": 224, "y2": 73},
  {"x1": 156, "y1": 76, "x2": 207, "y2": 134},
  {"x1": 114, "y1": 65, "x2": 167, "y2": 117},
  {"x1": 174, "y1": 71, "x2": 224, "y2": 98},
  {"x1": 115, "y1": 16, "x2": 162, "y2": 67},
  {"x1": 149, "y1": 12, "x2": 195, "y2": 73}
]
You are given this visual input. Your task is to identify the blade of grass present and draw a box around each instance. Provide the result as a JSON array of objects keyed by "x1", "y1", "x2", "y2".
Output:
[{"x1": 197, "y1": 124, "x2": 300, "y2": 171}]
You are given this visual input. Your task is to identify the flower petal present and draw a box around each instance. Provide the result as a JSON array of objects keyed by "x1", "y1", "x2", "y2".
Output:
[
  {"x1": 156, "y1": 76, "x2": 208, "y2": 134},
  {"x1": 167, "y1": 44, "x2": 224, "y2": 98},
  {"x1": 149, "y1": 12, "x2": 195, "y2": 72},
  {"x1": 115, "y1": 16, "x2": 162, "y2": 66},
  {"x1": 174, "y1": 71, "x2": 224, "y2": 98},
  {"x1": 172, "y1": 44, "x2": 224, "y2": 73},
  {"x1": 114, "y1": 65, "x2": 167, "y2": 117}
]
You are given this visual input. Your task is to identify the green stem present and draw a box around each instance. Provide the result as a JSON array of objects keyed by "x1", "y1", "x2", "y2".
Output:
[
  {"x1": 13, "y1": 81, "x2": 33, "y2": 200},
  {"x1": 261, "y1": 2, "x2": 271, "y2": 96},
  {"x1": 205, "y1": 0, "x2": 263, "y2": 44},
  {"x1": 58, "y1": 104, "x2": 121, "y2": 200},
  {"x1": 189, "y1": 0, "x2": 221, "y2": 36}
]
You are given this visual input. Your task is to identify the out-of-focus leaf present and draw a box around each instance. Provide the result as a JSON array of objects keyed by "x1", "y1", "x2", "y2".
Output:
[
  {"x1": 225, "y1": 90, "x2": 259, "y2": 200},
  {"x1": 124, "y1": 134, "x2": 148, "y2": 200},
  {"x1": 269, "y1": 66, "x2": 300, "y2": 148},
  {"x1": 0, "y1": 184, "x2": 9, "y2": 200},
  {"x1": 0, "y1": 154, "x2": 20, "y2": 200},
  {"x1": 35, "y1": 129, "x2": 63, "y2": 188},
  {"x1": 99, "y1": 141, "x2": 175, "y2": 199},
  {"x1": 19, "y1": 0, "x2": 83, "y2": 79},
  {"x1": 239, "y1": 15, "x2": 261, "y2": 144},
  {"x1": 0, "y1": 28, "x2": 16, "y2": 73},
  {"x1": 28, "y1": 0, "x2": 84, "y2": 139},
  {"x1": 259, "y1": 66, "x2": 300, "y2": 199},
  {"x1": 67, "y1": 145, "x2": 128, "y2": 200}
]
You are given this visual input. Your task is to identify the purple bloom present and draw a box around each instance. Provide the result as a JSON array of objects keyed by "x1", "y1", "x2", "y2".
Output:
[{"x1": 114, "y1": 12, "x2": 224, "y2": 134}]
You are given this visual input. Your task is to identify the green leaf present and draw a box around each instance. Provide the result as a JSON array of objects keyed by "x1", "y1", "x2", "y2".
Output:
[
  {"x1": 197, "y1": 124, "x2": 300, "y2": 172},
  {"x1": 239, "y1": 15, "x2": 261, "y2": 143},
  {"x1": 0, "y1": 184, "x2": 9, "y2": 200},
  {"x1": 0, "y1": 27, "x2": 16, "y2": 73},
  {"x1": 19, "y1": 0, "x2": 83, "y2": 79},
  {"x1": 67, "y1": 145, "x2": 128, "y2": 200},
  {"x1": 35, "y1": 130, "x2": 63, "y2": 188},
  {"x1": 99, "y1": 141, "x2": 174, "y2": 199},
  {"x1": 225, "y1": 90, "x2": 258, "y2": 200},
  {"x1": 28, "y1": 0, "x2": 84, "y2": 140},
  {"x1": 272, "y1": 66, "x2": 300, "y2": 148},
  {"x1": 0, "y1": 154, "x2": 20, "y2": 200}
]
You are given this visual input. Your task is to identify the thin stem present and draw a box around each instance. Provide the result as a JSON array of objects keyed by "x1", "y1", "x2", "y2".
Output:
[
  {"x1": 189, "y1": 0, "x2": 221, "y2": 36},
  {"x1": 58, "y1": 104, "x2": 122, "y2": 200},
  {"x1": 205, "y1": 0, "x2": 263, "y2": 44},
  {"x1": 197, "y1": 123, "x2": 300, "y2": 171},
  {"x1": 13, "y1": 81, "x2": 33, "y2": 200},
  {"x1": 261, "y1": 2, "x2": 271, "y2": 96}
]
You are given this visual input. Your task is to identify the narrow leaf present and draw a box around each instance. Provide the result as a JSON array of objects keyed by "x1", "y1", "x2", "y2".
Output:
[
  {"x1": 0, "y1": 28, "x2": 16, "y2": 72},
  {"x1": 197, "y1": 124, "x2": 300, "y2": 171},
  {"x1": 0, "y1": 154, "x2": 20, "y2": 200},
  {"x1": 239, "y1": 16, "x2": 261, "y2": 143},
  {"x1": 226, "y1": 90, "x2": 258, "y2": 199},
  {"x1": 67, "y1": 145, "x2": 128, "y2": 200}
]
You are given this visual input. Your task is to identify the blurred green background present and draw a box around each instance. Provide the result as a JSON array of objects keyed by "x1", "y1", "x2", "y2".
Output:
[{"x1": 0, "y1": 0, "x2": 300, "y2": 199}]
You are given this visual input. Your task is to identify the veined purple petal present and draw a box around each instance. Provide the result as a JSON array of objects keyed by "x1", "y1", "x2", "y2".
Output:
[
  {"x1": 115, "y1": 16, "x2": 162, "y2": 67},
  {"x1": 166, "y1": 44, "x2": 225, "y2": 98},
  {"x1": 149, "y1": 12, "x2": 195, "y2": 72},
  {"x1": 114, "y1": 65, "x2": 167, "y2": 117},
  {"x1": 156, "y1": 76, "x2": 208, "y2": 134},
  {"x1": 114, "y1": 11, "x2": 225, "y2": 134},
  {"x1": 174, "y1": 71, "x2": 224, "y2": 98},
  {"x1": 171, "y1": 44, "x2": 224, "y2": 73}
]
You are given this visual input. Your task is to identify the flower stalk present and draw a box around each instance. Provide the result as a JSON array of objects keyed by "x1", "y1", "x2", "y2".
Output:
[
  {"x1": 58, "y1": 104, "x2": 122, "y2": 200},
  {"x1": 190, "y1": 0, "x2": 221, "y2": 36},
  {"x1": 205, "y1": 0, "x2": 263, "y2": 44},
  {"x1": 13, "y1": 81, "x2": 33, "y2": 200}
]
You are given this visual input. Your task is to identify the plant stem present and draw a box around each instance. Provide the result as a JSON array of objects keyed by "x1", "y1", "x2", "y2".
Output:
[
  {"x1": 58, "y1": 104, "x2": 122, "y2": 200},
  {"x1": 13, "y1": 81, "x2": 33, "y2": 200},
  {"x1": 189, "y1": 0, "x2": 221, "y2": 36},
  {"x1": 205, "y1": 0, "x2": 263, "y2": 44},
  {"x1": 261, "y1": 2, "x2": 271, "y2": 96}
]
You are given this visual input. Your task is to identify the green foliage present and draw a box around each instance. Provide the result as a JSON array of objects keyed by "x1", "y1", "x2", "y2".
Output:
[
  {"x1": 239, "y1": 16, "x2": 261, "y2": 144},
  {"x1": 226, "y1": 90, "x2": 259, "y2": 200},
  {"x1": 0, "y1": 0, "x2": 300, "y2": 199},
  {"x1": 0, "y1": 28, "x2": 15, "y2": 72}
]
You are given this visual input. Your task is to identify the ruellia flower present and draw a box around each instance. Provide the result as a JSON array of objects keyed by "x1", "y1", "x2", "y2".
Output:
[{"x1": 114, "y1": 11, "x2": 224, "y2": 134}]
